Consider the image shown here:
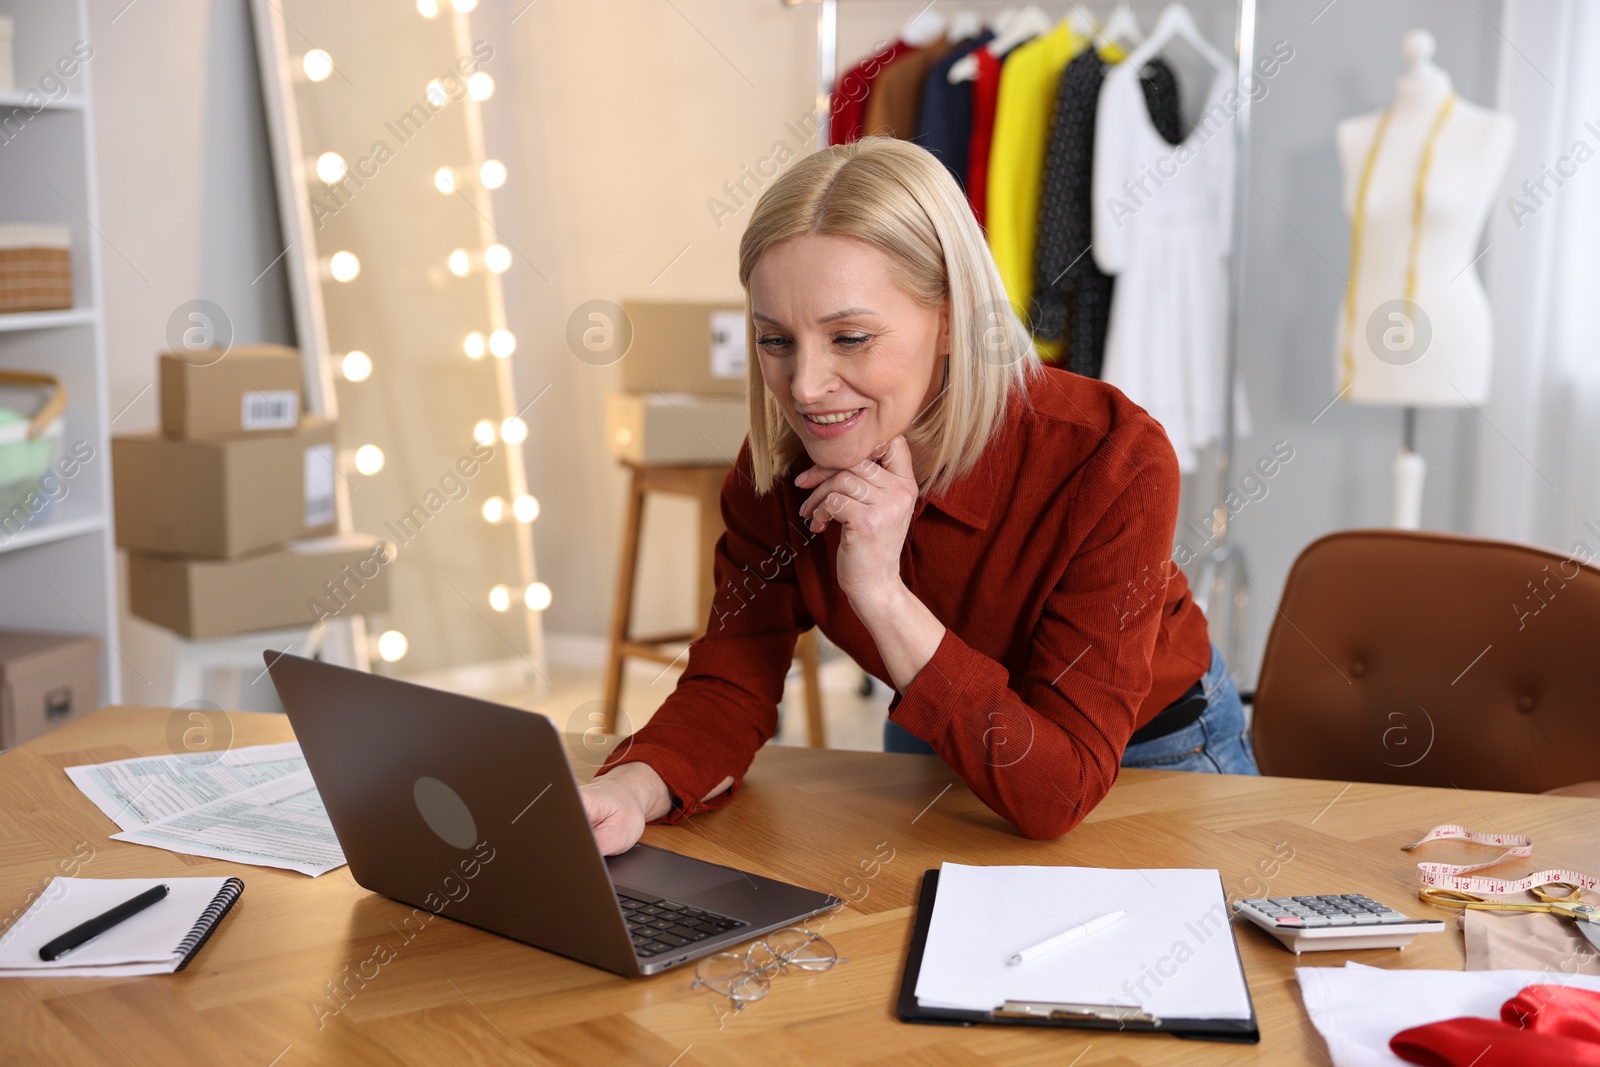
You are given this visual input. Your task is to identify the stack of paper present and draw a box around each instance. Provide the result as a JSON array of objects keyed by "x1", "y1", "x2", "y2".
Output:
[
  {"x1": 914, "y1": 863, "x2": 1254, "y2": 1020},
  {"x1": 66, "y1": 743, "x2": 347, "y2": 877}
]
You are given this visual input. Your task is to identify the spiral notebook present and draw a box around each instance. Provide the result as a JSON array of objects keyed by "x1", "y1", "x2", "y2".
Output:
[{"x1": 0, "y1": 877, "x2": 244, "y2": 977}]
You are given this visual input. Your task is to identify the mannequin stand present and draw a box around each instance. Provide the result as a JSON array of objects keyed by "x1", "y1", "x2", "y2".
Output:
[{"x1": 1392, "y1": 407, "x2": 1425, "y2": 529}]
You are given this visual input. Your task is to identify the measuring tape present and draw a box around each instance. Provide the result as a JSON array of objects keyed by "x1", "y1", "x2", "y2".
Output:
[{"x1": 1404, "y1": 824, "x2": 1600, "y2": 894}]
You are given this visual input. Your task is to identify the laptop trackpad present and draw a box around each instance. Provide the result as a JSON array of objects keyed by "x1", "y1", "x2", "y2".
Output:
[{"x1": 608, "y1": 845, "x2": 745, "y2": 901}]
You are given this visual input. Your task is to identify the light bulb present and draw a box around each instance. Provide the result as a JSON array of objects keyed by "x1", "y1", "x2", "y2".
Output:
[
  {"x1": 341, "y1": 350, "x2": 372, "y2": 382},
  {"x1": 433, "y1": 166, "x2": 455, "y2": 194},
  {"x1": 484, "y1": 244, "x2": 511, "y2": 273},
  {"x1": 302, "y1": 49, "x2": 333, "y2": 82},
  {"x1": 329, "y1": 251, "x2": 360, "y2": 282},
  {"x1": 416, "y1": 0, "x2": 439, "y2": 16},
  {"x1": 463, "y1": 331, "x2": 486, "y2": 359},
  {"x1": 425, "y1": 79, "x2": 447, "y2": 107},
  {"x1": 489, "y1": 329, "x2": 515, "y2": 358},
  {"x1": 354, "y1": 444, "x2": 385, "y2": 475},
  {"x1": 467, "y1": 72, "x2": 494, "y2": 101},
  {"x1": 376, "y1": 630, "x2": 408, "y2": 662},
  {"x1": 479, "y1": 159, "x2": 507, "y2": 189},
  {"x1": 452, "y1": 0, "x2": 479, "y2": 10},
  {"x1": 482, "y1": 496, "x2": 505, "y2": 523},
  {"x1": 512, "y1": 494, "x2": 540, "y2": 523},
  {"x1": 473, "y1": 419, "x2": 496, "y2": 446},
  {"x1": 500, "y1": 416, "x2": 527, "y2": 445},
  {"x1": 489, "y1": 584, "x2": 511, "y2": 612},
  {"x1": 315, "y1": 152, "x2": 347, "y2": 183},
  {"x1": 447, "y1": 248, "x2": 470, "y2": 276},
  {"x1": 524, "y1": 582, "x2": 552, "y2": 611}
]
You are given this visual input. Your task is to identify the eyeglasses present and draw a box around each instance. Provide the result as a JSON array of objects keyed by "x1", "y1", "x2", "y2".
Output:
[{"x1": 690, "y1": 927, "x2": 846, "y2": 1011}]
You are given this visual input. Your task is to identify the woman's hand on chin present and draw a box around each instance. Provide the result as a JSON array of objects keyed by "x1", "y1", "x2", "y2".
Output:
[{"x1": 795, "y1": 434, "x2": 917, "y2": 605}]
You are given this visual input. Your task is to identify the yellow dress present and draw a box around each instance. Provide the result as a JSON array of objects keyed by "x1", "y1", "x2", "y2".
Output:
[{"x1": 985, "y1": 21, "x2": 1088, "y2": 360}]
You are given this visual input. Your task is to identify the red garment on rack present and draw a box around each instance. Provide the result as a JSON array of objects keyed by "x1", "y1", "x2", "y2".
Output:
[
  {"x1": 966, "y1": 44, "x2": 1004, "y2": 227},
  {"x1": 1390, "y1": 984, "x2": 1600, "y2": 1066},
  {"x1": 596, "y1": 365, "x2": 1213, "y2": 840},
  {"x1": 829, "y1": 39, "x2": 912, "y2": 145}
]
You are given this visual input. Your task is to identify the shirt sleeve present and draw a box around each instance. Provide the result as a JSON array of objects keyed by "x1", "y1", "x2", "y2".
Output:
[
  {"x1": 594, "y1": 441, "x2": 812, "y2": 823},
  {"x1": 887, "y1": 419, "x2": 1182, "y2": 839}
]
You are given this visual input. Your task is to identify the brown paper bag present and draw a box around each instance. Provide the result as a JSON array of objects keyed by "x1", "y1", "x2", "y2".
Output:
[{"x1": 1461, "y1": 909, "x2": 1600, "y2": 974}]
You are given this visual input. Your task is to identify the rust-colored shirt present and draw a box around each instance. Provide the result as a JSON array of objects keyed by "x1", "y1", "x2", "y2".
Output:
[{"x1": 598, "y1": 365, "x2": 1213, "y2": 839}]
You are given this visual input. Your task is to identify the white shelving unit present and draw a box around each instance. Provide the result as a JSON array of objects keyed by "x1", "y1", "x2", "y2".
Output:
[{"x1": 0, "y1": 0, "x2": 121, "y2": 704}]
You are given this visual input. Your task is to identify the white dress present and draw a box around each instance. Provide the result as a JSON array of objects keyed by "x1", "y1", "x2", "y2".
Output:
[{"x1": 1091, "y1": 64, "x2": 1248, "y2": 473}]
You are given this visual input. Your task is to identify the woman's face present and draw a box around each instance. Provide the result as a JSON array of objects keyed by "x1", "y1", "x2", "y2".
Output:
[{"x1": 748, "y1": 233, "x2": 949, "y2": 474}]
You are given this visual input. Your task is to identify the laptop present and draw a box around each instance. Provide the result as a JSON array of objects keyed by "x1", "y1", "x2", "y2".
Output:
[{"x1": 263, "y1": 652, "x2": 840, "y2": 977}]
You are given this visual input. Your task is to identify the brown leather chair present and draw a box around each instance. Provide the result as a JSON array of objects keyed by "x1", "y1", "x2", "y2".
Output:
[{"x1": 1251, "y1": 529, "x2": 1600, "y2": 795}]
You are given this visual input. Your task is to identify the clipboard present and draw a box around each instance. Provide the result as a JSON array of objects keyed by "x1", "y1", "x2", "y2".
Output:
[{"x1": 895, "y1": 869, "x2": 1261, "y2": 1043}]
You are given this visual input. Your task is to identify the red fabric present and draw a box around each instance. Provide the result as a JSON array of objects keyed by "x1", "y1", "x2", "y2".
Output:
[
  {"x1": 1503, "y1": 984, "x2": 1600, "y2": 1044},
  {"x1": 830, "y1": 39, "x2": 910, "y2": 145},
  {"x1": 966, "y1": 45, "x2": 1004, "y2": 228},
  {"x1": 1391, "y1": 984, "x2": 1600, "y2": 1066},
  {"x1": 597, "y1": 366, "x2": 1214, "y2": 839}
]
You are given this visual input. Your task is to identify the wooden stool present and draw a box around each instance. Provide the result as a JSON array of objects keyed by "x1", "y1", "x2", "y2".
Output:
[{"x1": 603, "y1": 461, "x2": 826, "y2": 746}]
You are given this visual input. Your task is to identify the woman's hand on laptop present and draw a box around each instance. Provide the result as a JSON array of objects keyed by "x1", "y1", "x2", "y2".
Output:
[
  {"x1": 580, "y1": 764, "x2": 737, "y2": 855},
  {"x1": 580, "y1": 762, "x2": 671, "y2": 855}
]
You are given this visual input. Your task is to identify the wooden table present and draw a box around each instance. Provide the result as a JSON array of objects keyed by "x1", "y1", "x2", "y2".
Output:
[{"x1": 4, "y1": 706, "x2": 1597, "y2": 1065}]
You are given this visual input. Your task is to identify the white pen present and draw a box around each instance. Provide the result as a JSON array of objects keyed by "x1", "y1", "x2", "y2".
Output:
[{"x1": 1006, "y1": 909, "x2": 1126, "y2": 966}]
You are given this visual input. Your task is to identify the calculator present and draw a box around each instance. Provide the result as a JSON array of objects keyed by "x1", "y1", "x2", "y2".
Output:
[{"x1": 1232, "y1": 894, "x2": 1445, "y2": 954}]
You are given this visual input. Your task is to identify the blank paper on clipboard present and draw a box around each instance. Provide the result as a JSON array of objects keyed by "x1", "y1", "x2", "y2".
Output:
[{"x1": 913, "y1": 863, "x2": 1253, "y2": 1020}]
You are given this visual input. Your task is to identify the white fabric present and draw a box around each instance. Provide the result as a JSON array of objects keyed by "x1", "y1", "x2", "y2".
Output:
[
  {"x1": 1472, "y1": 0, "x2": 1600, "y2": 547},
  {"x1": 1297, "y1": 962, "x2": 1600, "y2": 1067},
  {"x1": 1093, "y1": 65, "x2": 1248, "y2": 473}
]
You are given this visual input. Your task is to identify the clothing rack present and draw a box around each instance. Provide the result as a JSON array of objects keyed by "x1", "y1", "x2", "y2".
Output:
[{"x1": 782, "y1": 0, "x2": 1259, "y2": 677}]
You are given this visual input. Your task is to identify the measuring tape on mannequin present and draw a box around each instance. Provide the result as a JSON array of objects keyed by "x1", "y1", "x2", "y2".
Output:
[{"x1": 1404, "y1": 824, "x2": 1600, "y2": 894}]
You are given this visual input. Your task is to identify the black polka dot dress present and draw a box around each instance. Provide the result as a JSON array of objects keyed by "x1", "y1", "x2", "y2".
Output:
[{"x1": 1029, "y1": 51, "x2": 1183, "y2": 379}]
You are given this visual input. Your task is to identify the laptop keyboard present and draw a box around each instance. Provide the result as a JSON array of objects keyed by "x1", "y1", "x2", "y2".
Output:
[{"x1": 617, "y1": 893, "x2": 746, "y2": 958}]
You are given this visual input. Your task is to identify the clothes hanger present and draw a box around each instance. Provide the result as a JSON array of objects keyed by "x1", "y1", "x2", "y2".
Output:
[
  {"x1": 947, "y1": 9, "x2": 985, "y2": 44},
  {"x1": 1121, "y1": 2, "x2": 1232, "y2": 75},
  {"x1": 1067, "y1": 7, "x2": 1096, "y2": 40},
  {"x1": 900, "y1": 9, "x2": 948, "y2": 49},
  {"x1": 1095, "y1": 2, "x2": 1144, "y2": 50},
  {"x1": 948, "y1": 3, "x2": 1050, "y2": 83}
]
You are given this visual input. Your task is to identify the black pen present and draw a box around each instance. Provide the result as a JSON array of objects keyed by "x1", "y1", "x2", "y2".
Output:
[{"x1": 38, "y1": 884, "x2": 170, "y2": 962}]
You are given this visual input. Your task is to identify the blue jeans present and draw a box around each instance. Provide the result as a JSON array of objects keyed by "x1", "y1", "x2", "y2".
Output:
[{"x1": 883, "y1": 643, "x2": 1260, "y2": 775}]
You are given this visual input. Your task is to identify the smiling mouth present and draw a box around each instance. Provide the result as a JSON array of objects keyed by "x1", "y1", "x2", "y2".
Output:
[{"x1": 802, "y1": 408, "x2": 864, "y2": 425}]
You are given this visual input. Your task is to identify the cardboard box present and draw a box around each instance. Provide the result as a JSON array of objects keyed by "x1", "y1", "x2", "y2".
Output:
[
  {"x1": 127, "y1": 534, "x2": 392, "y2": 640},
  {"x1": 113, "y1": 416, "x2": 337, "y2": 558},
  {"x1": 161, "y1": 344, "x2": 302, "y2": 438},
  {"x1": 619, "y1": 300, "x2": 748, "y2": 398},
  {"x1": 606, "y1": 392, "x2": 748, "y2": 465},
  {"x1": 0, "y1": 630, "x2": 101, "y2": 748}
]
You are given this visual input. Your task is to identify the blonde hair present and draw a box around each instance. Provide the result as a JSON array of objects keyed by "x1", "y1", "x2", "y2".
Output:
[{"x1": 738, "y1": 136, "x2": 1045, "y2": 498}]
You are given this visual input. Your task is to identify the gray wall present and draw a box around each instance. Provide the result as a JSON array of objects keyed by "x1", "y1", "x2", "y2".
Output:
[
  {"x1": 1227, "y1": 0, "x2": 1503, "y2": 683},
  {"x1": 91, "y1": 0, "x2": 296, "y2": 708}
]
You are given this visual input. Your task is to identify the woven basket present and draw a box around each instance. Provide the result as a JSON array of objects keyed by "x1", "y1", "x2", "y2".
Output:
[{"x1": 0, "y1": 224, "x2": 72, "y2": 313}]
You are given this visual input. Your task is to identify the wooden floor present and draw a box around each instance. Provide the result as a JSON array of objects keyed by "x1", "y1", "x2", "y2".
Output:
[{"x1": 4, "y1": 706, "x2": 1598, "y2": 1065}]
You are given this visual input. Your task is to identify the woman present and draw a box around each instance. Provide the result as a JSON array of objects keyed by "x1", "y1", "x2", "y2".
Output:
[{"x1": 581, "y1": 137, "x2": 1256, "y2": 856}]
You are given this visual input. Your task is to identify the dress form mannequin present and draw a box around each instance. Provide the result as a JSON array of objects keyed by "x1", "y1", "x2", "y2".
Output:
[{"x1": 1332, "y1": 29, "x2": 1514, "y2": 527}]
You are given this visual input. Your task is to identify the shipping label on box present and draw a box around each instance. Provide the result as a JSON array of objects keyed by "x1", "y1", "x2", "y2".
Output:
[
  {"x1": 303, "y1": 443, "x2": 335, "y2": 528},
  {"x1": 242, "y1": 389, "x2": 298, "y2": 431},
  {"x1": 709, "y1": 310, "x2": 748, "y2": 380}
]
